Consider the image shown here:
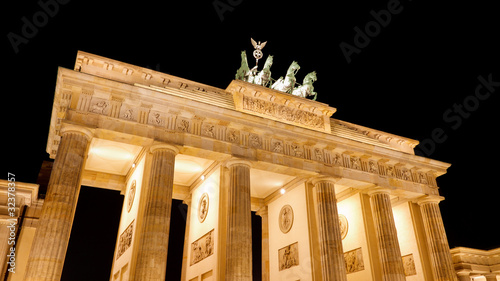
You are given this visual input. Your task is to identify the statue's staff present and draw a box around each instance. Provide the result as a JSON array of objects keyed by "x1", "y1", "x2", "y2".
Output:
[{"x1": 251, "y1": 38, "x2": 267, "y2": 67}]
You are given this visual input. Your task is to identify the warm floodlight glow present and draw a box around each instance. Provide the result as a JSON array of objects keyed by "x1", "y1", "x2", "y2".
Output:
[
  {"x1": 280, "y1": 188, "x2": 286, "y2": 195},
  {"x1": 90, "y1": 146, "x2": 134, "y2": 161},
  {"x1": 131, "y1": 163, "x2": 136, "y2": 168},
  {"x1": 201, "y1": 175, "x2": 205, "y2": 181},
  {"x1": 175, "y1": 159, "x2": 203, "y2": 174}
]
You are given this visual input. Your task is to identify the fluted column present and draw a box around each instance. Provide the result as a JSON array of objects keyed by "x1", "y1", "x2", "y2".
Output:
[
  {"x1": 311, "y1": 177, "x2": 347, "y2": 281},
  {"x1": 418, "y1": 196, "x2": 458, "y2": 281},
  {"x1": 368, "y1": 188, "x2": 405, "y2": 281},
  {"x1": 134, "y1": 144, "x2": 179, "y2": 281},
  {"x1": 25, "y1": 125, "x2": 92, "y2": 281},
  {"x1": 225, "y1": 159, "x2": 252, "y2": 281}
]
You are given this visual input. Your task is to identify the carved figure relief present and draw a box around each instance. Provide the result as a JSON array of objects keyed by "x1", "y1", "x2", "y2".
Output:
[
  {"x1": 419, "y1": 173, "x2": 428, "y2": 184},
  {"x1": 369, "y1": 160, "x2": 378, "y2": 173},
  {"x1": 339, "y1": 214, "x2": 348, "y2": 240},
  {"x1": 290, "y1": 144, "x2": 303, "y2": 158},
  {"x1": 350, "y1": 157, "x2": 361, "y2": 170},
  {"x1": 314, "y1": 148, "x2": 324, "y2": 162},
  {"x1": 148, "y1": 111, "x2": 165, "y2": 126},
  {"x1": 279, "y1": 204, "x2": 294, "y2": 234},
  {"x1": 278, "y1": 242, "x2": 299, "y2": 271},
  {"x1": 272, "y1": 139, "x2": 284, "y2": 153},
  {"x1": 177, "y1": 118, "x2": 190, "y2": 132},
  {"x1": 242, "y1": 96, "x2": 324, "y2": 129},
  {"x1": 198, "y1": 193, "x2": 209, "y2": 223},
  {"x1": 344, "y1": 248, "x2": 364, "y2": 274},
  {"x1": 202, "y1": 123, "x2": 215, "y2": 138},
  {"x1": 402, "y1": 168, "x2": 412, "y2": 181},
  {"x1": 121, "y1": 106, "x2": 135, "y2": 121},
  {"x1": 190, "y1": 229, "x2": 214, "y2": 265},
  {"x1": 127, "y1": 180, "x2": 136, "y2": 213},
  {"x1": 227, "y1": 129, "x2": 240, "y2": 143},
  {"x1": 249, "y1": 133, "x2": 262, "y2": 148},
  {"x1": 333, "y1": 153, "x2": 343, "y2": 166},
  {"x1": 386, "y1": 166, "x2": 395, "y2": 177},
  {"x1": 402, "y1": 254, "x2": 417, "y2": 276},
  {"x1": 89, "y1": 99, "x2": 109, "y2": 115},
  {"x1": 116, "y1": 220, "x2": 134, "y2": 260}
]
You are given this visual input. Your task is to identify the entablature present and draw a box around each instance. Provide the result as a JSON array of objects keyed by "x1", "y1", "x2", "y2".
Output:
[{"x1": 47, "y1": 66, "x2": 450, "y2": 198}]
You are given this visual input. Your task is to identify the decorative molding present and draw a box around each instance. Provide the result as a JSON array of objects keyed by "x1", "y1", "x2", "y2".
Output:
[
  {"x1": 279, "y1": 204, "x2": 294, "y2": 234},
  {"x1": 198, "y1": 193, "x2": 209, "y2": 223},
  {"x1": 126, "y1": 180, "x2": 136, "y2": 213},
  {"x1": 339, "y1": 214, "x2": 348, "y2": 240}
]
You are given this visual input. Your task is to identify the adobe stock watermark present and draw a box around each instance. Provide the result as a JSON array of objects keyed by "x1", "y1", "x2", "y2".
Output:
[
  {"x1": 339, "y1": 0, "x2": 407, "y2": 64},
  {"x1": 6, "y1": 173, "x2": 17, "y2": 274},
  {"x1": 7, "y1": 0, "x2": 70, "y2": 54},
  {"x1": 415, "y1": 73, "x2": 499, "y2": 157},
  {"x1": 212, "y1": 0, "x2": 243, "y2": 22}
]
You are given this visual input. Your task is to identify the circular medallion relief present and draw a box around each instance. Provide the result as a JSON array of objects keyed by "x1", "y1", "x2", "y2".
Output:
[
  {"x1": 339, "y1": 214, "x2": 348, "y2": 240},
  {"x1": 279, "y1": 204, "x2": 294, "y2": 234},
  {"x1": 127, "y1": 180, "x2": 136, "y2": 213},
  {"x1": 198, "y1": 193, "x2": 209, "y2": 223}
]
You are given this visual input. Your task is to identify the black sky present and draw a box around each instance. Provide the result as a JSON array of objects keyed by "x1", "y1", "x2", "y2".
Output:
[{"x1": 3, "y1": 0, "x2": 500, "y2": 280}]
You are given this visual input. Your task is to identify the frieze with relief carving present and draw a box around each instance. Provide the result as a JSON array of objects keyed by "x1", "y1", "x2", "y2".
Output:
[
  {"x1": 65, "y1": 76, "x2": 438, "y2": 189},
  {"x1": 242, "y1": 96, "x2": 325, "y2": 129}
]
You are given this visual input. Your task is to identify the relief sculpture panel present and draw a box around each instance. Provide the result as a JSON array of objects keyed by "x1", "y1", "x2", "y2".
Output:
[
  {"x1": 116, "y1": 220, "x2": 134, "y2": 260},
  {"x1": 402, "y1": 254, "x2": 417, "y2": 276},
  {"x1": 278, "y1": 242, "x2": 299, "y2": 271},
  {"x1": 242, "y1": 96, "x2": 324, "y2": 129},
  {"x1": 190, "y1": 229, "x2": 214, "y2": 265},
  {"x1": 344, "y1": 247, "x2": 364, "y2": 274}
]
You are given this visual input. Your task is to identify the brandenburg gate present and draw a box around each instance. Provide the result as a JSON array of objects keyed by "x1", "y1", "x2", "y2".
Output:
[{"x1": 21, "y1": 50, "x2": 458, "y2": 281}]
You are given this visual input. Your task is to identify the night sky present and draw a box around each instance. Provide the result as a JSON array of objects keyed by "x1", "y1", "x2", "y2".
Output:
[{"x1": 4, "y1": 0, "x2": 500, "y2": 280}]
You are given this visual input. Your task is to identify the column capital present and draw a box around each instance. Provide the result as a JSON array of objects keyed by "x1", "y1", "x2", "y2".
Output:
[
  {"x1": 182, "y1": 194, "x2": 192, "y2": 206},
  {"x1": 417, "y1": 195, "x2": 445, "y2": 206},
  {"x1": 456, "y1": 269, "x2": 472, "y2": 276},
  {"x1": 256, "y1": 206, "x2": 268, "y2": 217},
  {"x1": 309, "y1": 176, "x2": 340, "y2": 186},
  {"x1": 60, "y1": 123, "x2": 93, "y2": 140},
  {"x1": 366, "y1": 187, "x2": 392, "y2": 197},
  {"x1": 150, "y1": 143, "x2": 179, "y2": 155},
  {"x1": 225, "y1": 158, "x2": 252, "y2": 168}
]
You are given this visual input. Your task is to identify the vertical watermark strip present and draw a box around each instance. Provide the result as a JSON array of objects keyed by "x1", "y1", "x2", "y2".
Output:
[{"x1": 6, "y1": 173, "x2": 17, "y2": 273}]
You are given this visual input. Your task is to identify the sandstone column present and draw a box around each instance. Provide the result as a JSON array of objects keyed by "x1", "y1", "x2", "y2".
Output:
[
  {"x1": 25, "y1": 125, "x2": 92, "y2": 281},
  {"x1": 368, "y1": 188, "x2": 405, "y2": 281},
  {"x1": 134, "y1": 144, "x2": 178, "y2": 281},
  {"x1": 418, "y1": 196, "x2": 458, "y2": 281},
  {"x1": 311, "y1": 177, "x2": 347, "y2": 281},
  {"x1": 225, "y1": 159, "x2": 252, "y2": 281}
]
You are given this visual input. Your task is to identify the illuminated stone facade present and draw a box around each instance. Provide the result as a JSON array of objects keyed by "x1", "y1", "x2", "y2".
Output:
[{"x1": 3, "y1": 51, "x2": 490, "y2": 281}]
